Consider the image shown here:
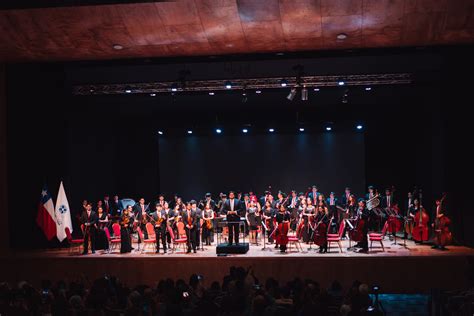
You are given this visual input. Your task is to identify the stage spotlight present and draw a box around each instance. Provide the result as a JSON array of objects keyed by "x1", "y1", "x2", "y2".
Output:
[
  {"x1": 314, "y1": 88, "x2": 320, "y2": 92},
  {"x1": 125, "y1": 89, "x2": 132, "y2": 93},
  {"x1": 187, "y1": 130, "x2": 193, "y2": 134},
  {"x1": 287, "y1": 88, "x2": 297, "y2": 101},
  {"x1": 171, "y1": 83, "x2": 178, "y2": 92},
  {"x1": 338, "y1": 80, "x2": 345, "y2": 86},
  {"x1": 357, "y1": 125, "x2": 363, "y2": 130},
  {"x1": 209, "y1": 92, "x2": 215, "y2": 96},
  {"x1": 255, "y1": 90, "x2": 262, "y2": 94},
  {"x1": 269, "y1": 128, "x2": 275, "y2": 133},
  {"x1": 242, "y1": 91, "x2": 248, "y2": 103},
  {"x1": 342, "y1": 89, "x2": 349, "y2": 104},
  {"x1": 280, "y1": 79, "x2": 288, "y2": 87},
  {"x1": 301, "y1": 86, "x2": 308, "y2": 101},
  {"x1": 158, "y1": 131, "x2": 163, "y2": 135},
  {"x1": 225, "y1": 81, "x2": 232, "y2": 89},
  {"x1": 365, "y1": 87, "x2": 372, "y2": 91},
  {"x1": 242, "y1": 129, "x2": 248, "y2": 133},
  {"x1": 326, "y1": 126, "x2": 332, "y2": 131},
  {"x1": 299, "y1": 128, "x2": 305, "y2": 132},
  {"x1": 150, "y1": 93, "x2": 156, "y2": 97},
  {"x1": 216, "y1": 128, "x2": 222, "y2": 134}
]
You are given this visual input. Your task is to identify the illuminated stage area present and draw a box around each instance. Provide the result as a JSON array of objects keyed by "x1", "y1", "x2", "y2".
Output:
[{"x1": 2, "y1": 239, "x2": 473, "y2": 293}]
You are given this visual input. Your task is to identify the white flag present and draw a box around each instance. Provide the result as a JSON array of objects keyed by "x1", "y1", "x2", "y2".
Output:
[{"x1": 55, "y1": 181, "x2": 73, "y2": 242}]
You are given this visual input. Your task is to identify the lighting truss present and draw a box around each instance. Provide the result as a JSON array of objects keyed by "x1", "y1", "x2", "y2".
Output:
[{"x1": 73, "y1": 73, "x2": 411, "y2": 95}]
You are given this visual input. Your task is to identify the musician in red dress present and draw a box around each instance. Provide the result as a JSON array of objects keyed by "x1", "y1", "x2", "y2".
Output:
[{"x1": 275, "y1": 205, "x2": 290, "y2": 253}]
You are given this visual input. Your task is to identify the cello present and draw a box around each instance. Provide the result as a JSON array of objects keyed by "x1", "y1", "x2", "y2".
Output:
[
  {"x1": 349, "y1": 207, "x2": 366, "y2": 242},
  {"x1": 412, "y1": 191, "x2": 429, "y2": 242},
  {"x1": 313, "y1": 209, "x2": 328, "y2": 247},
  {"x1": 433, "y1": 193, "x2": 452, "y2": 248}
]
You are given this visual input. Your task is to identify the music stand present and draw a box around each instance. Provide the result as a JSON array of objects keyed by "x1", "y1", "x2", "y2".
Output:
[
  {"x1": 260, "y1": 222, "x2": 272, "y2": 251},
  {"x1": 345, "y1": 219, "x2": 356, "y2": 251}
]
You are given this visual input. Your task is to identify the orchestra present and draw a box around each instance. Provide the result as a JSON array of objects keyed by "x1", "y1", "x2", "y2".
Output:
[{"x1": 76, "y1": 185, "x2": 453, "y2": 255}]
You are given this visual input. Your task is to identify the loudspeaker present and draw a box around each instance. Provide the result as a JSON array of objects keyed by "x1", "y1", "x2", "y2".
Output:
[{"x1": 216, "y1": 242, "x2": 250, "y2": 254}]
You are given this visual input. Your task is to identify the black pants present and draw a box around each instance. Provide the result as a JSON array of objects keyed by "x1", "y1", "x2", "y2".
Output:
[
  {"x1": 155, "y1": 227, "x2": 167, "y2": 252},
  {"x1": 195, "y1": 225, "x2": 201, "y2": 248},
  {"x1": 185, "y1": 227, "x2": 197, "y2": 251},
  {"x1": 228, "y1": 222, "x2": 240, "y2": 245},
  {"x1": 83, "y1": 227, "x2": 96, "y2": 253}
]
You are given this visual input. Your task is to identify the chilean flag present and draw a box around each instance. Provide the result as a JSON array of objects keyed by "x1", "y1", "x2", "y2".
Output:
[{"x1": 36, "y1": 186, "x2": 57, "y2": 240}]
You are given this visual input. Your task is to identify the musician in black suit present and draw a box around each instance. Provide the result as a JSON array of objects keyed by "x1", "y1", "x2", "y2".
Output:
[
  {"x1": 152, "y1": 204, "x2": 167, "y2": 253},
  {"x1": 80, "y1": 202, "x2": 98, "y2": 255},
  {"x1": 326, "y1": 192, "x2": 339, "y2": 233},
  {"x1": 365, "y1": 186, "x2": 378, "y2": 201},
  {"x1": 222, "y1": 191, "x2": 243, "y2": 246},
  {"x1": 198, "y1": 193, "x2": 216, "y2": 212},
  {"x1": 182, "y1": 202, "x2": 198, "y2": 253},
  {"x1": 133, "y1": 198, "x2": 149, "y2": 239},
  {"x1": 110, "y1": 195, "x2": 120, "y2": 218},
  {"x1": 341, "y1": 187, "x2": 352, "y2": 207},
  {"x1": 380, "y1": 188, "x2": 396, "y2": 209},
  {"x1": 190, "y1": 201, "x2": 202, "y2": 249},
  {"x1": 259, "y1": 190, "x2": 271, "y2": 208},
  {"x1": 307, "y1": 185, "x2": 320, "y2": 205}
]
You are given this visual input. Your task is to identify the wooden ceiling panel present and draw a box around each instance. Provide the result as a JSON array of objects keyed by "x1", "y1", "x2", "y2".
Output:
[
  {"x1": 154, "y1": 0, "x2": 201, "y2": 26},
  {"x1": 362, "y1": 0, "x2": 404, "y2": 46},
  {"x1": 279, "y1": 0, "x2": 322, "y2": 39},
  {"x1": 402, "y1": 12, "x2": 446, "y2": 45},
  {"x1": 1, "y1": 0, "x2": 474, "y2": 62},
  {"x1": 236, "y1": 0, "x2": 281, "y2": 22},
  {"x1": 240, "y1": 20, "x2": 286, "y2": 45},
  {"x1": 320, "y1": 0, "x2": 362, "y2": 17},
  {"x1": 322, "y1": 15, "x2": 362, "y2": 47},
  {"x1": 195, "y1": 0, "x2": 246, "y2": 43},
  {"x1": 404, "y1": 0, "x2": 448, "y2": 14},
  {"x1": 117, "y1": 4, "x2": 170, "y2": 46}
]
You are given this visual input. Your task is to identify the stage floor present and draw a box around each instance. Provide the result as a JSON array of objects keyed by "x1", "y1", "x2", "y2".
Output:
[
  {"x1": 2, "y1": 238, "x2": 473, "y2": 293},
  {"x1": 8, "y1": 238, "x2": 474, "y2": 258}
]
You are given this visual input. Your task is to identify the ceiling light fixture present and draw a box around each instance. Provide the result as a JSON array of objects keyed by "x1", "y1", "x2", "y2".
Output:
[
  {"x1": 336, "y1": 33, "x2": 348, "y2": 40},
  {"x1": 287, "y1": 88, "x2": 297, "y2": 101}
]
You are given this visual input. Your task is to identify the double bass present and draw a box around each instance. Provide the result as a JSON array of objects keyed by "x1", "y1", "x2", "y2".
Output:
[
  {"x1": 412, "y1": 192, "x2": 429, "y2": 242},
  {"x1": 433, "y1": 193, "x2": 452, "y2": 247}
]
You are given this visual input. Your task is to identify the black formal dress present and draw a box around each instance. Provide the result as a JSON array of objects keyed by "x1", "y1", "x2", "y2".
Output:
[
  {"x1": 263, "y1": 207, "x2": 276, "y2": 243},
  {"x1": 95, "y1": 212, "x2": 109, "y2": 250},
  {"x1": 120, "y1": 215, "x2": 133, "y2": 253}
]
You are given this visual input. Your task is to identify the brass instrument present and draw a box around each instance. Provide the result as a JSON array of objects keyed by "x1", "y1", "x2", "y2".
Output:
[{"x1": 366, "y1": 194, "x2": 380, "y2": 210}]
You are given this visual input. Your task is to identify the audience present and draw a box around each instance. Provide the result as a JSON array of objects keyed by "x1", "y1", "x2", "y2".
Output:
[{"x1": 0, "y1": 266, "x2": 381, "y2": 315}]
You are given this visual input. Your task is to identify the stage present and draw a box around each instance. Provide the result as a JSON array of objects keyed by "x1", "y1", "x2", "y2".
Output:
[{"x1": 2, "y1": 238, "x2": 473, "y2": 293}]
